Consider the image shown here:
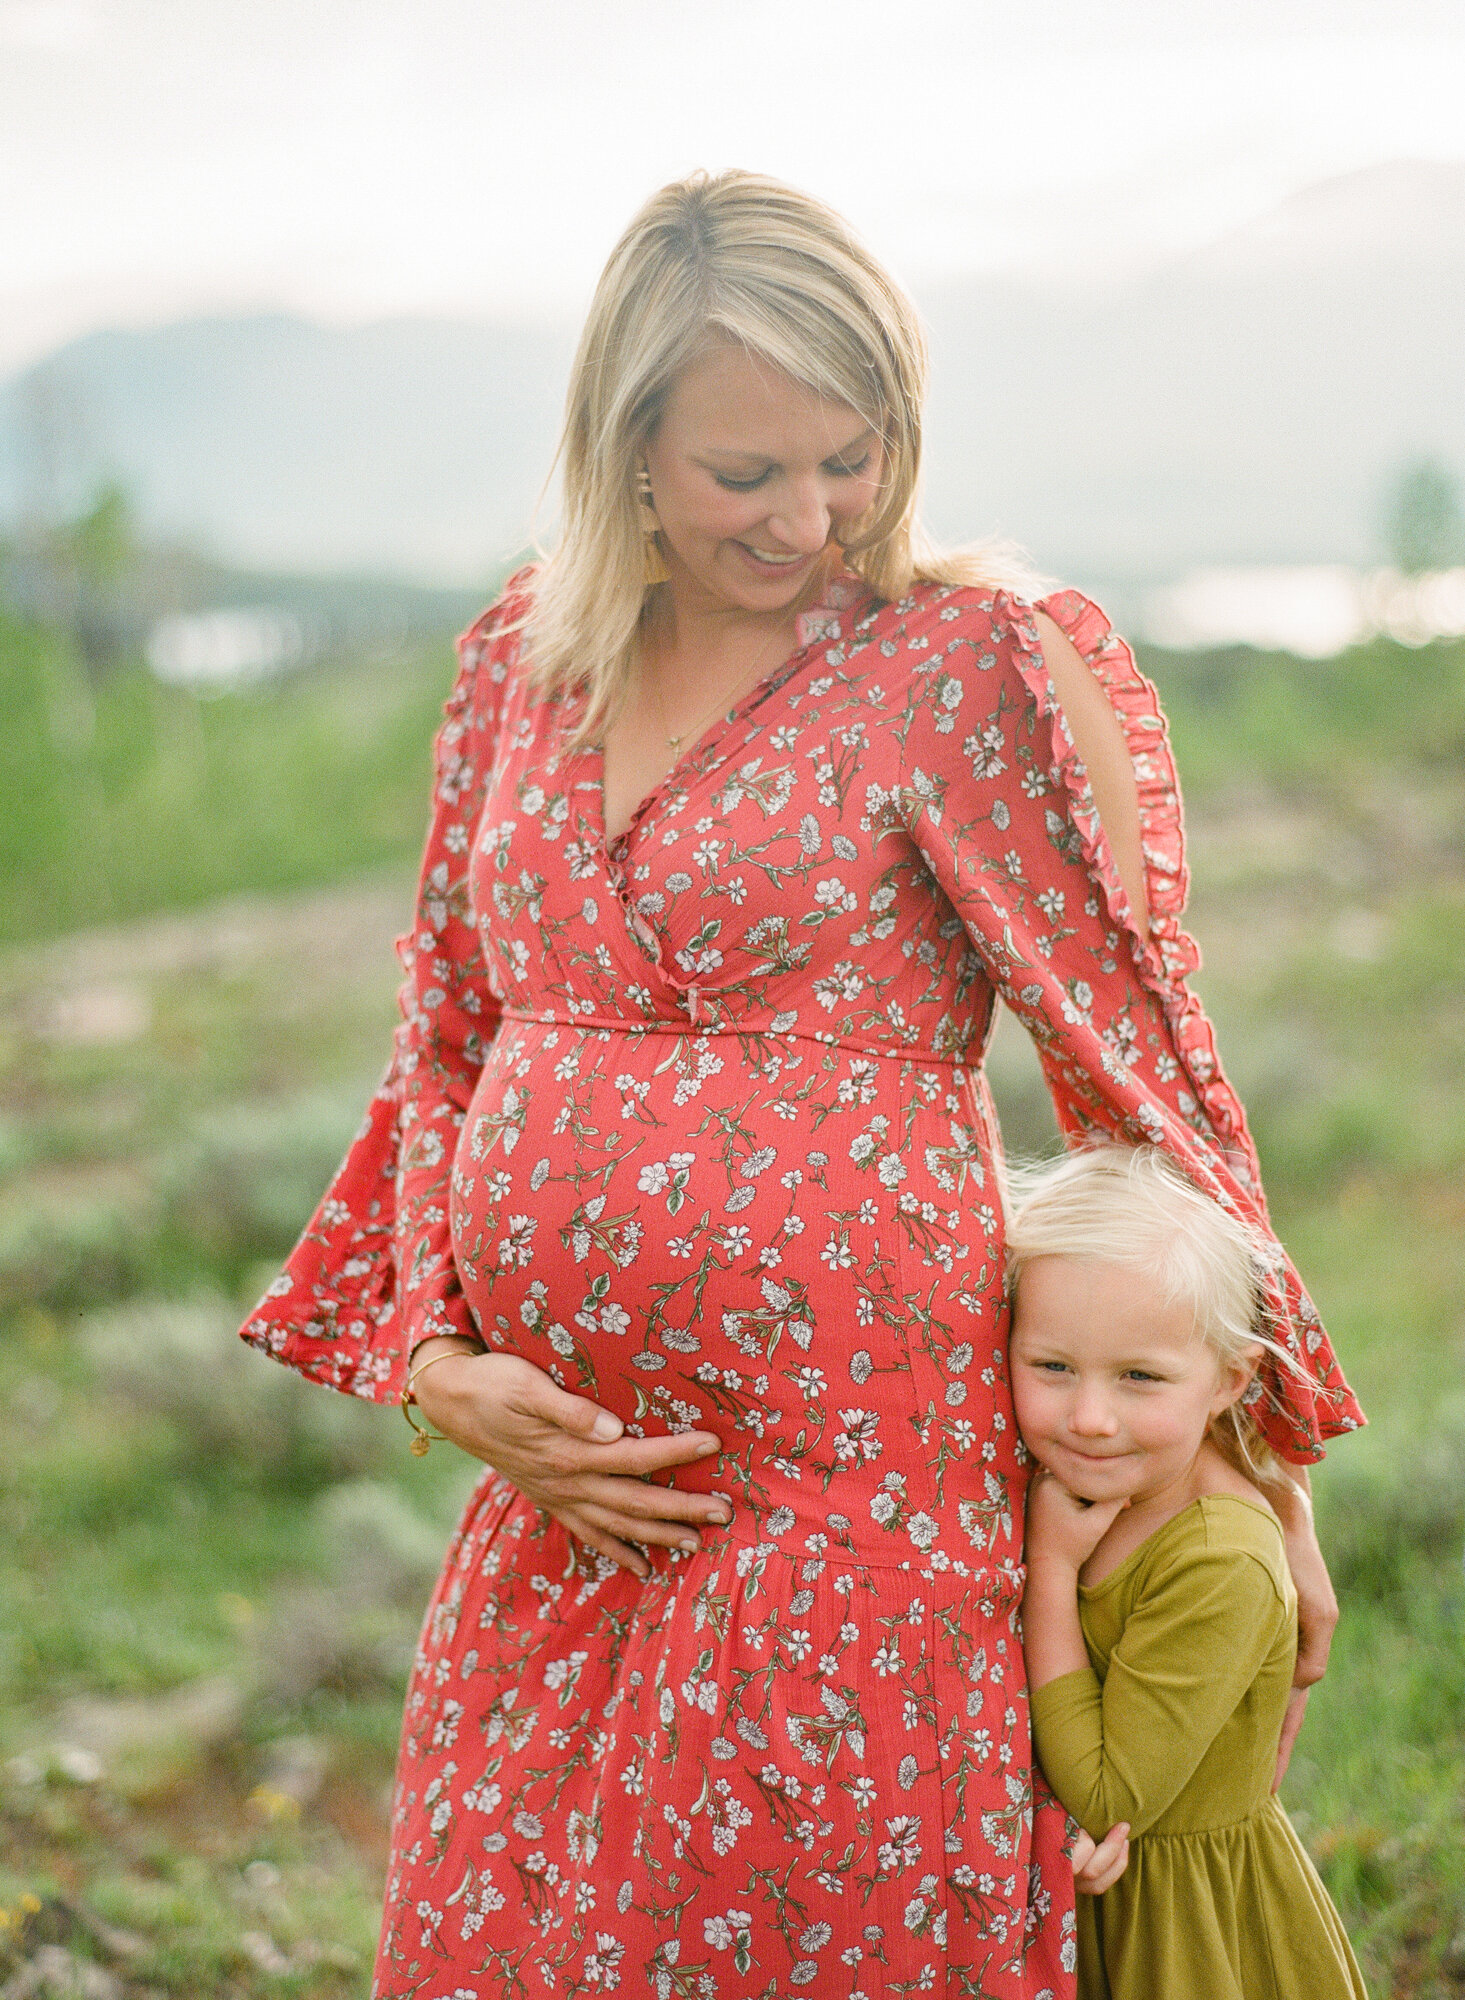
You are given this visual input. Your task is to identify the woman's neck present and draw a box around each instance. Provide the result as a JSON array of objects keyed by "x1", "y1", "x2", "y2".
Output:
[{"x1": 643, "y1": 582, "x2": 798, "y2": 678}]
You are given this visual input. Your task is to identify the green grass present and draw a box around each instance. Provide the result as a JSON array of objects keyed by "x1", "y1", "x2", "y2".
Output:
[
  {"x1": 0, "y1": 612, "x2": 463, "y2": 945},
  {"x1": 0, "y1": 612, "x2": 1462, "y2": 1994}
]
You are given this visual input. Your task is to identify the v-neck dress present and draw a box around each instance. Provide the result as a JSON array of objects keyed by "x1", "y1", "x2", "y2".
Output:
[
  {"x1": 1030, "y1": 1497, "x2": 1367, "y2": 1999},
  {"x1": 242, "y1": 567, "x2": 1362, "y2": 2000}
]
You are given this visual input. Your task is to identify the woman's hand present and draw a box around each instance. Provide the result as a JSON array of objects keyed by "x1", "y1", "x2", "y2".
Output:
[
  {"x1": 1269, "y1": 1468, "x2": 1338, "y2": 1788},
  {"x1": 1025, "y1": 1469, "x2": 1129, "y2": 1575},
  {"x1": 1070, "y1": 1822, "x2": 1130, "y2": 1897},
  {"x1": 411, "y1": 1341, "x2": 732, "y2": 1580}
]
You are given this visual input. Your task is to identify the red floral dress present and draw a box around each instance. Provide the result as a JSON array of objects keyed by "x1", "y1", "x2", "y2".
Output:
[{"x1": 242, "y1": 570, "x2": 1360, "y2": 2000}]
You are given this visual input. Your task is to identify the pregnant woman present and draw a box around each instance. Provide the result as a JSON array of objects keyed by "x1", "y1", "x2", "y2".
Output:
[{"x1": 242, "y1": 171, "x2": 1362, "y2": 1998}]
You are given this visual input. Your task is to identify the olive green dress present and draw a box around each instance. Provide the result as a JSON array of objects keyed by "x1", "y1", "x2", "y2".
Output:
[{"x1": 1029, "y1": 1495, "x2": 1367, "y2": 1999}]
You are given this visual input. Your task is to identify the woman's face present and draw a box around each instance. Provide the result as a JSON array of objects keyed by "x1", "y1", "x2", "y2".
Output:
[{"x1": 641, "y1": 337, "x2": 885, "y2": 619}]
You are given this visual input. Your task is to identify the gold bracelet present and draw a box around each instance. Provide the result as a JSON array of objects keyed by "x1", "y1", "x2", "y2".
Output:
[{"x1": 400, "y1": 1343, "x2": 482, "y2": 1457}]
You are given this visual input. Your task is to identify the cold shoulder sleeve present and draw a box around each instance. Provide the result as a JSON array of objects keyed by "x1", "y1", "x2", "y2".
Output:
[
  {"x1": 890, "y1": 585, "x2": 1363, "y2": 1461},
  {"x1": 238, "y1": 575, "x2": 530, "y2": 1400}
]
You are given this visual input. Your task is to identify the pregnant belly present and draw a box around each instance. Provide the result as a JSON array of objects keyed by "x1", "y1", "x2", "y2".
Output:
[{"x1": 447, "y1": 1018, "x2": 1024, "y2": 1570}]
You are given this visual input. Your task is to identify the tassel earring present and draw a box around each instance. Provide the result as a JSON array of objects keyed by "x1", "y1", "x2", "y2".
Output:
[{"x1": 637, "y1": 462, "x2": 671, "y2": 588}]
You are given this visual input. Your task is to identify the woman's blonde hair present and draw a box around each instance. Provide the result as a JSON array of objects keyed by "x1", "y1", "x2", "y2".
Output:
[
  {"x1": 1004, "y1": 1145, "x2": 1304, "y2": 1487},
  {"x1": 526, "y1": 168, "x2": 1035, "y2": 743}
]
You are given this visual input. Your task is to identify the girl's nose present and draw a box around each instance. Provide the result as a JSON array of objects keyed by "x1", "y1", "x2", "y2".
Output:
[{"x1": 1069, "y1": 1386, "x2": 1120, "y2": 1438}]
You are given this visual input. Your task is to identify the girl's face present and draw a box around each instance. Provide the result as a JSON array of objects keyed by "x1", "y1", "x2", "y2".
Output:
[
  {"x1": 1009, "y1": 1256, "x2": 1253, "y2": 1509},
  {"x1": 641, "y1": 338, "x2": 885, "y2": 620}
]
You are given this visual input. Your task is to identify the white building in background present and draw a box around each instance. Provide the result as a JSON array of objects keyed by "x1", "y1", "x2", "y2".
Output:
[
  {"x1": 1139, "y1": 567, "x2": 1465, "y2": 657},
  {"x1": 145, "y1": 609, "x2": 309, "y2": 691}
]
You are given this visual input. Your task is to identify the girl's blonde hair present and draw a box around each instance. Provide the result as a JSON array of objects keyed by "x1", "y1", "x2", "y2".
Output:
[
  {"x1": 1004, "y1": 1145, "x2": 1303, "y2": 1487},
  {"x1": 526, "y1": 168, "x2": 1037, "y2": 743}
]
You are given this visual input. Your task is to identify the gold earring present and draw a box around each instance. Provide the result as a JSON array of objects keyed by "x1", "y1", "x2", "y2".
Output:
[{"x1": 637, "y1": 463, "x2": 670, "y2": 587}]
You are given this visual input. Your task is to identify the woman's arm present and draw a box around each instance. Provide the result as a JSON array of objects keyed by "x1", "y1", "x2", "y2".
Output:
[
  {"x1": 1031, "y1": 610, "x2": 1149, "y2": 941},
  {"x1": 240, "y1": 600, "x2": 519, "y2": 1394},
  {"x1": 894, "y1": 585, "x2": 1363, "y2": 1464},
  {"x1": 1037, "y1": 611, "x2": 1341, "y2": 1747},
  {"x1": 1033, "y1": 612, "x2": 1341, "y2": 1732},
  {"x1": 1267, "y1": 1466, "x2": 1338, "y2": 1783},
  {"x1": 408, "y1": 1339, "x2": 732, "y2": 1581}
]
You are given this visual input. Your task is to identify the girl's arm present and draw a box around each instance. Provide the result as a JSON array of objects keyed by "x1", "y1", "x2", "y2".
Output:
[
  {"x1": 1026, "y1": 1533, "x2": 1291, "y2": 1841},
  {"x1": 1021, "y1": 1472, "x2": 1128, "y2": 1690}
]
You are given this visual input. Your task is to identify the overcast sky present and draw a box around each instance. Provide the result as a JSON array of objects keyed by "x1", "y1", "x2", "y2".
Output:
[{"x1": 3, "y1": 0, "x2": 1464, "y2": 374}]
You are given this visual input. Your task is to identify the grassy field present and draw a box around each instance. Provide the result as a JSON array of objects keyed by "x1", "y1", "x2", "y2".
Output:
[{"x1": 0, "y1": 609, "x2": 1461, "y2": 1996}]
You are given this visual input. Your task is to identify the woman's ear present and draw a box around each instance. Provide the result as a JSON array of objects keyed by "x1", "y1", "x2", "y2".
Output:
[{"x1": 1210, "y1": 1341, "x2": 1263, "y2": 1420}]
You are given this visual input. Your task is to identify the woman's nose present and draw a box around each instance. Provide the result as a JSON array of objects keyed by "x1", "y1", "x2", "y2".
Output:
[{"x1": 766, "y1": 482, "x2": 832, "y2": 554}]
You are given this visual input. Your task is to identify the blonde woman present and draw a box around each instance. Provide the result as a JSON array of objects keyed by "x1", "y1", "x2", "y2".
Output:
[{"x1": 243, "y1": 172, "x2": 1361, "y2": 1997}]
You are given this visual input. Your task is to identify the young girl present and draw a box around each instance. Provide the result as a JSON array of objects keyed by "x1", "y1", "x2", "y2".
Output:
[{"x1": 1008, "y1": 1145, "x2": 1367, "y2": 2000}]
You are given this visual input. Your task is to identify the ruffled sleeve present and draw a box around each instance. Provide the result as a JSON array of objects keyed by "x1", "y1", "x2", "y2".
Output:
[
  {"x1": 238, "y1": 574, "x2": 530, "y2": 1401},
  {"x1": 895, "y1": 584, "x2": 1363, "y2": 1461}
]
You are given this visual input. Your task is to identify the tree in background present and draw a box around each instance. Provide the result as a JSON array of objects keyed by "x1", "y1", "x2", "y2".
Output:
[
  {"x1": 1386, "y1": 457, "x2": 1464, "y2": 575},
  {"x1": 3, "y1": 478, "x2": 144, "y2": 669}
]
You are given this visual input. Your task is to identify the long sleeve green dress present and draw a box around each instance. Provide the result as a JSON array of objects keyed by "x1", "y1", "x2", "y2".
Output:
[{"x1": 1029, "y1": 1494, "x2": 1367, "y2": 1999}]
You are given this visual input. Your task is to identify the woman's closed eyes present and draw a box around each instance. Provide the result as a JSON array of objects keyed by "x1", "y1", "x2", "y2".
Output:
[{"x1": 712, "y1": 450, "x2": 875, "y2": 492}]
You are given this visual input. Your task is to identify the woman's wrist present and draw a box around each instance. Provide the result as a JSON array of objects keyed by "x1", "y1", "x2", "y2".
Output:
[
  {"x1": 408, "y1": 1332, "x2": 485, "y2": 1373},
  {"x1": 1268, "y1": 1465, "x2": 1315, "y2": 1527},
  {"x1": 403, "y1": 1336, "x2": 488, "y2": 1450}
]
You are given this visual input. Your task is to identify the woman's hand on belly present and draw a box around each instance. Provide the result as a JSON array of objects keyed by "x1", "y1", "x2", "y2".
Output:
[{"x1": 412, "y1": 1346, "x2": 732, "y2": 1580}]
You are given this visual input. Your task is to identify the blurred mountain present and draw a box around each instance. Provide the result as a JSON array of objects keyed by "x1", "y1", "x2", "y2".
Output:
[
  {"x1": 1, "y1": 161, "x2": 1462, "y2": 586},
  {"x1": 0, "y1": 316, "x2": 575, "y2": 584},
  {"x1": 919, "y1": 160, "x2": 1465, "y2": 580}
]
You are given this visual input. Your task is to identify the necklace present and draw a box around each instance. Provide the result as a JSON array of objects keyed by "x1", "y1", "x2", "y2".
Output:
[{"x1": 645, "y1": 624, "x2": 796, "y2": 757}]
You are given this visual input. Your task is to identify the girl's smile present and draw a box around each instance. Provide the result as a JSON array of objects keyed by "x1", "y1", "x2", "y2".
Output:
[{"x1": 1010, "y1": 1256, "x2": 1255, "y2": 1523}]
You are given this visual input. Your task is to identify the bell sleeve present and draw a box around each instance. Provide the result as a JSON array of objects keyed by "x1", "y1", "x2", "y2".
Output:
[
  {"x1": 891, "y1": 585, "x2": 1363, "y2": 1462},
  {"x1": 238, "y1": 580, "x2": 526, "y2": 1401}
]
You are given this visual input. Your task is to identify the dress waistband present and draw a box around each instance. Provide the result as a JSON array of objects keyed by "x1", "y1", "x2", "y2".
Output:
[{"x1": 496, "y1": 1005, "x2": 970, "y2": 1068}]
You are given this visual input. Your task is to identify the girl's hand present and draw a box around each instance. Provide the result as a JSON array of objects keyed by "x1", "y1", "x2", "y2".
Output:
[
  {"x1": 1070, "y1": 1822, "x2": 1130, "y2": 1896},
  {"x1": 1025, "y1": 1469, "x2": 1129, "y2": 1573},
  {"x1": 411, "y1": 1344, "x2": 732, "y2": 1580}
]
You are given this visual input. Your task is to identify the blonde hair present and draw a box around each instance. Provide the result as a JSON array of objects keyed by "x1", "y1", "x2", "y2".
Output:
[
  {"x1": 1004, "y1": 1145, "x2": 1303, "y2": 1487},
  {"x1": 526, "y1": 169, "x2": 1036, "y2": 743}
]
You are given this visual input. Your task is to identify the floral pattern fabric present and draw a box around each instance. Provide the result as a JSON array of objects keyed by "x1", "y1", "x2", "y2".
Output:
[{"x1": 243, "y1": 570, "x2": 1360, "y2": 2000}]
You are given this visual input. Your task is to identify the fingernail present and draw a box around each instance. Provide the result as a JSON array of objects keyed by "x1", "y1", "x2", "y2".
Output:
[
  {"x1": 695, "y1": 1436, "x2": 719, "y2": 1456},
  {"x1": 678, "y1": 1538, "x2": 697, "y2": 1555},
  {"x1": 591, "y1": 1412, "x2": 623, "y2": 1442},
  {"x1": 708, "y1": 1507, "x2": 733, "y2": 1525}
]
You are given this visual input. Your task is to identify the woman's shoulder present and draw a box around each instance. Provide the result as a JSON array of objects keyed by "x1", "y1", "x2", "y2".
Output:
[
  {"x1": 444, "y1": 562, "x2": 542, "y2": 735},
  {"x1": 881, "y1": 577, "x2": 1144, "y2": 712},
  {"x1": 457, "y1": 561, "x2": 540, "y2": 667}
]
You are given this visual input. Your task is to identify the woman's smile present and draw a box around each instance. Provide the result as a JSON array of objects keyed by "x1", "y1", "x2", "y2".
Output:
[
  {"x1": 732, "y1": 539, "x2": 819, "y2": 578},
  {"x1": 642, "y1": 338, "x2": 884, "y2": 618}
]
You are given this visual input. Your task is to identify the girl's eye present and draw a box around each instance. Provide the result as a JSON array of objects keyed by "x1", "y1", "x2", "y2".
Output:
[
  {"x1": 1124, "y1": 1369, "x2": 1162, "y2": 1383},
  {"x1": 713, "y1": 471, "x2": 772, "y2": 492},
  {"x1": 828, "y1": 451, "x2": 873, "y2": 478}
]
